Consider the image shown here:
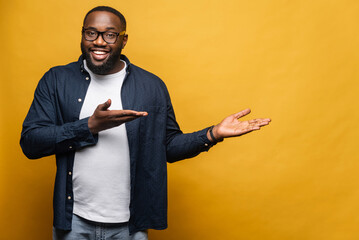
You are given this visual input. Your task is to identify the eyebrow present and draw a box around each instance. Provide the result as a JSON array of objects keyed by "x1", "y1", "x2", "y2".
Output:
[{"x1": 85, "y1": 26, "x2": 117, "y2": 30}]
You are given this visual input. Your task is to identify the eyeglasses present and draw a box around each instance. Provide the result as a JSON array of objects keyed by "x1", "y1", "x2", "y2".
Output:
[{"x1": 82, "y1": 27, "x2": 126, "y2": 44}]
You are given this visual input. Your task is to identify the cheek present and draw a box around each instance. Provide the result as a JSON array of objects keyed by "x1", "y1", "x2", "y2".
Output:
[
  {"x1": 112, "y1": 43, "x2": 123, "y2": 52},
  {"x1": 81, "y1": 39, "x2": 92, "y2": 49}
]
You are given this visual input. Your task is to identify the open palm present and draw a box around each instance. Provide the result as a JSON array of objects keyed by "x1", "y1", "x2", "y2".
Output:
[{"x1": 212, "y1": 108, "x2": 271, "y2": 141}]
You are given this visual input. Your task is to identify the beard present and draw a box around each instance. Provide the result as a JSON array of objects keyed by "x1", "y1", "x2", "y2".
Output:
[{"x1": 81, "y1": 42, "x2": 122, "y2": 75}]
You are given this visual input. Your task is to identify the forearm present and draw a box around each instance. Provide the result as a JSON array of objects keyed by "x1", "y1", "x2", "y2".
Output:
[
  {"x1": 166, "y1": 127, "x2": 215, "y2": 163},
  {"x1": 20, "y1": 117, "x2": 97, "y2": 159}
]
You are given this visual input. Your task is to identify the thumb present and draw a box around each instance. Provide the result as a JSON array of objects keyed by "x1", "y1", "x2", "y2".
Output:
[
  {"x1": 98, "y1": 99, "x2": 111, "y2": 111},
  {"x1": 234, "y1": 108, "x2": 251, "y2": 119}
]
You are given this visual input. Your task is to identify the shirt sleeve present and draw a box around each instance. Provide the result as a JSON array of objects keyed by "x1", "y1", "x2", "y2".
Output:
[{"x1": 20, "y1": 69, "x2": 98, "y2": 159}]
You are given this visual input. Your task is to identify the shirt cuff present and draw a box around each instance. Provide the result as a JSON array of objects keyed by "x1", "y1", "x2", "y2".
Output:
[{"x1": 198, "y1": 127, "x2": 217, "y2": 151}]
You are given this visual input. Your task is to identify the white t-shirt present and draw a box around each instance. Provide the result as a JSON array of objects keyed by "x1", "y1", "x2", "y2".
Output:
[{"x1": 73, "y1": 60, "x2": 131, "y2": 223}]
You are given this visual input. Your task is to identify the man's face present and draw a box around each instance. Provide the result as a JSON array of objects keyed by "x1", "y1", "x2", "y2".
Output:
[{"x1": 81, "y1": 11, "x2": 128, "y2": 75}]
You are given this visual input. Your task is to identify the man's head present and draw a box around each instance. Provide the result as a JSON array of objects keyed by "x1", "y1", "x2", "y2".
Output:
[{"x1": 81, "y1": 6, "x2": 128, "y2": 75}]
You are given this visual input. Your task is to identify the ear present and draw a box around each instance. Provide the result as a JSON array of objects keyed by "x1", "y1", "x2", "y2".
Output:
[{"x1": 121, "y1": 34, "x2": 128, "y2": 49}]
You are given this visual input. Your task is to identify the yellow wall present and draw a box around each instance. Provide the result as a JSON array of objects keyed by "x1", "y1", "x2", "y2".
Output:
[{"x1": 1, "y1": 0, "x2": 359, "y2": 239}]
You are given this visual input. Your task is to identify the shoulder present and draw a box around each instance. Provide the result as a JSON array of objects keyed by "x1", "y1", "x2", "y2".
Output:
[
  {"x1": 37, "y1": 59, "x2": 82, "y2": 91},
  {"x1": 48, "y1": 60, "x2": 80, "y2": 76},
  {"x1": 40, "y1": 58, "x2": 82, "y2": 82}
]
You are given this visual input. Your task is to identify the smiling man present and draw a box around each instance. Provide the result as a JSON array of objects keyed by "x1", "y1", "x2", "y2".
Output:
[
  {"x1": 81, "y1": 9, "x2": 127, "y2": 75},
  {"x1": 20, "y1": 6, "x2": 271, "y2": 240}
]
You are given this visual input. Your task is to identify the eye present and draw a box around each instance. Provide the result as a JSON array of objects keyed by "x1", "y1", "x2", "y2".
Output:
[
  {"x1": 105, "y1": 32, "x2": 116, "y2": 39},
  {"x1": 85, "y1": 30, "x2": 96, "y2": 36}
]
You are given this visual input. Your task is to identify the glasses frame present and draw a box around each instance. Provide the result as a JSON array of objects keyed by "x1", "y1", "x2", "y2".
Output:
[{"x1": 82, "y1": 27, "x2": 126, "y2": 44}]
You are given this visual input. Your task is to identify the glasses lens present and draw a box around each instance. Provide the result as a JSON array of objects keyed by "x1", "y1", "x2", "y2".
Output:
[
  {"x1": 83, "y1": 30, "x2": 118, "y2": 43},
  {"x1": 84, "y1": 30, "x2": 98, "y2": 41},
  {"x1": 103, "y1": 32, "x2": 117, "y2": 44}
]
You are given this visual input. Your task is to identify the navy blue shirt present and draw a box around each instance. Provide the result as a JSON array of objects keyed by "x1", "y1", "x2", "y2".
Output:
[{"x1": 20, "y1": 55, "x2": 215, "y2": 234}]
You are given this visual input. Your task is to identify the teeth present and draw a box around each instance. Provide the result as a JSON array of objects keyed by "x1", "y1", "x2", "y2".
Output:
[{"x1": 93, "y1": 51, "x2": 107, "y2": 55}]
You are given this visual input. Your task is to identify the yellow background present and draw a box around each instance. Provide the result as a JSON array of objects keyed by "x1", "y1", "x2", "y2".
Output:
[{"x1": 1, "y1": 0, "x2": 359, "y2": 239}]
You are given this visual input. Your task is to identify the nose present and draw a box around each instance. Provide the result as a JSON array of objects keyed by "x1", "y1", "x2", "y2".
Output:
[{"x1": 93, "y1": 33, "x2": 107, "y2": 46}]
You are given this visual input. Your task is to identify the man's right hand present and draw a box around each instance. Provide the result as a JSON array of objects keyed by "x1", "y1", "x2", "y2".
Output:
[{"x1": 88, "y1": 99, "x2": 148, "y2": 134}]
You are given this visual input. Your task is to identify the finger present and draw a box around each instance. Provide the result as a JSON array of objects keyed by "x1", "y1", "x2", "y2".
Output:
[
  {"x1": 248, "y1": 119, "x2": 258, "y2": 124},
  {"x1": 258, "y1": 118, "x2": 271, "y2": 123},
  {"x1": 249, "y1": 118, "x2": 271, "y2": 125},
  {"x1": 118, "y1": 116, "x2": 141, "y2": 122},
  {"x1": 249, "y1": 122, "x2": 268, "y2": 128},
  {"x1": 234, "y1": 108, "x2": 251, "y2": 119},
  {"x1": 260, "y1": 120, "x2": 271, "y2": 125},
  {"x1": 234, "y1": 127, "x2": 255, "y2": 136},
  {"x1": 119, "y1": 110, "x2": 148, "y2": 116},
  {"x1": 97, "y1": 99, "x2": 112, "y2": 111},
  {"x1": 243, "y1": 121, "x2": 267, "y2": 131},
  {"x1": 114, "y1": 115, "x2": 147, "y2": 123},
  {"x1": 136, "y1": 111, "x2": 148, "y2": 117},
  {"x1": 246, "y1": 126, "x2": 260, "y2": 132},
  {"x1": 258, "y1": 119, "x2": 271, "y2": 126},
  {"x1": 252, "y1": 120, "x2": 271, "y2": 128},
  {"x1": 109, "y1": 110, "x2": 148, "y2": 117}
]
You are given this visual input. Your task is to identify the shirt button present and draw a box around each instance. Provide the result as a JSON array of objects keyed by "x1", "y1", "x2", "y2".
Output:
[
  {"x1": 78, "y1": 98, "x2": 82, "y2": 102},
  {"x1": 68, "y1": 196, "x2": 71, "y2": 200},
  {"x1": 68, "y1": 171, "x2": 72, "y2": 176},
  {"x1": 204, "y1": 143, "x2": 209, "y2": 147},
  {"x1": 85, "y1": 77, "x2": 89, "y2": 80}
]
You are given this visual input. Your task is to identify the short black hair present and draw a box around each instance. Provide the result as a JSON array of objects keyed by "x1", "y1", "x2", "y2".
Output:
[{"x1": 83, "y1": 6, "x2": 127, "y2": 31}]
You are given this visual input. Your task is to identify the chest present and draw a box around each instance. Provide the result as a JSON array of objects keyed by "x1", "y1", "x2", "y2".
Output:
[{"x1": 54, "y1": 71, "x2": 167, "y2": 124}]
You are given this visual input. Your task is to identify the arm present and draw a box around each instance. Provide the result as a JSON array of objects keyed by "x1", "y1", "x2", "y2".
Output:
[
  {"x1": 20, "y1": 73, "x2": 96, "y2": 159},
  {"x1": 165, "y1": 94, "x2": 270, "y2": 162},
  {"x1": 20, "y1": 72, "x2": 147, "y2": 159}
]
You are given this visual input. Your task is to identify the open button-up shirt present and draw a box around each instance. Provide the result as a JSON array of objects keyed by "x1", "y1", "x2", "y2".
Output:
[{"x1": 20, "y1": 55, "x2": 215, "y2": 234}]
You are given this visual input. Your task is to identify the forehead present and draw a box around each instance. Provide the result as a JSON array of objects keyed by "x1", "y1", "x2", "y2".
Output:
[{"x1": 84, "y1": 11, "x2": 122, "y2": 30}]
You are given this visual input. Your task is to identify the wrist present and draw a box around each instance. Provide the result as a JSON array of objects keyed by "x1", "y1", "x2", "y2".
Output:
[
  {"x1": 208, "y1": 125, "x2": 223, "y2": 143},
  {"x1": 88, "y1": 117, "x2": 98, "y2": 134}
]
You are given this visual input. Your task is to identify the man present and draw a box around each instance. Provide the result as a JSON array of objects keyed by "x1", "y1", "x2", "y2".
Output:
[{"x1": 20, "y1": 6, "x2": 271, "y2": 240}]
